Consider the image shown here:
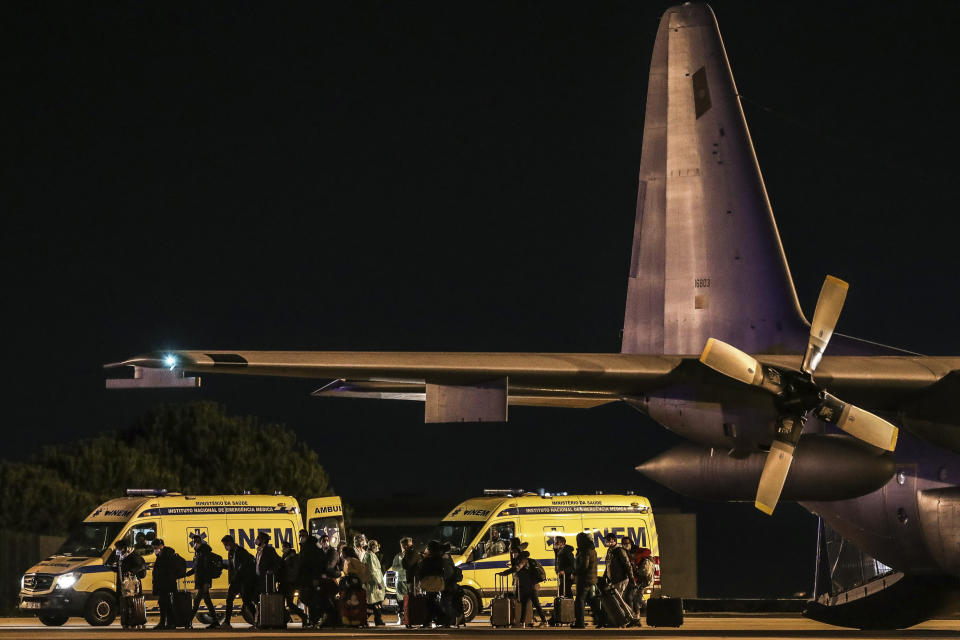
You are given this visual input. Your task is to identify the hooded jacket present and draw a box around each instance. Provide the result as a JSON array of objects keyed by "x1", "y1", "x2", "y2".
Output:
[{"x1": 574, "y1": 533, "x2": 598, "y2": 586}]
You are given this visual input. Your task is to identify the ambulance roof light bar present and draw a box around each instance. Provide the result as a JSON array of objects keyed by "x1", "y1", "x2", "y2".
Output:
[
  {"x1": 483, "y1": 488, "x2": 526, "y2": 497},
  {"x1": 126, "y1": 489, "x2": 169, "y2": 497}
]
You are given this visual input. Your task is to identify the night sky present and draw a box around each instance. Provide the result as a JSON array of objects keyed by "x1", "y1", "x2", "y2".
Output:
[{"x1": 4, "y1": 1, "x2": 959, "y2": 598}]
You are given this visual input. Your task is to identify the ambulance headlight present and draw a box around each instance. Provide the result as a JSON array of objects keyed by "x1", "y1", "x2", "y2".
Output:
[
  {"x1": 163, "y1": 354, "x2": 178, "y2": 369},
  {"x1": 56, "y1": 572, "x2": 80, "y2": 590}
]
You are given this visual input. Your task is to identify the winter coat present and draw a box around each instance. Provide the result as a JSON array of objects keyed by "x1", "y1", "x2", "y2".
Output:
[
  {"x1": 441, "y1": 553, "x2": 463, "y2": 594},
  {"x1": 186, "y1": 543, "x2": 218, "y2": 585},
  {"x1": 255, "y1": 544, "x2": 281, "y2": 578},
  {"x1": 604, "y1": 545, "x2": 634, "y2": 583},
  {"x1": 362, "y1": 550, "x2": 385, "y2": 605},
  {"x1": 320, "y1": 546, "x2": 340, "y2": 579},
  {"x1": 152, "y1": 547, "x2": 180, "y2": 594},
  {"x1": 227, "y1": 546, "x2": 255, "y2": 586},
  {"x1": 297, "y1": 541, "x2": 320, "y2": 587},
  {"x1": 574, "y1": 533, "x2": 598, "y2": 586},
  {"x1": 554, "y1": 544, "x2": 575, "y2": 580},
  {"x1": 120, "y1": 551, "x2": 146, "y2": 579},
  {"x1": 280, "y1": 548, "x2": 300, "y2": 587},
  {"x1": 402, "y1": 547, "x2": 421, "y2": 588}
]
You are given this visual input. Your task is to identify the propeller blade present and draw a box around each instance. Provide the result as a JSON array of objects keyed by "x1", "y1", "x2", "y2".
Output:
[
  {"x1": 755, "y1": 440, "x2": 796, "y2": 515},
  {"x1": 802, "y1": 276, "x2": 848, "y2": 374},
  {"x1": 700, "y1": 338, "x2": 764, "y2": 386},
  {"x1": 816, "y1": 393, "x2": 899, "y2": 451}
]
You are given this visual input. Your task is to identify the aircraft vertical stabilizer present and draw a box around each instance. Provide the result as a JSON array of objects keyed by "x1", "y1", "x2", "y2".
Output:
[{"x1": 622, "y1": 3, "x2": 807, "y2": 356}]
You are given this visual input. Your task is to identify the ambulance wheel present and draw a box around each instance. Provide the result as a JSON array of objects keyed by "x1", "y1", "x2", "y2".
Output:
[
  {"x1": 461, "y1": 588, "x2": 479, "y2": 622},
  {"x1": 38, "y1": 614, "x2": 68, "y2": 626},
  {"x1": 84, "y1": 591, "x2": 117, "y2": 626}
]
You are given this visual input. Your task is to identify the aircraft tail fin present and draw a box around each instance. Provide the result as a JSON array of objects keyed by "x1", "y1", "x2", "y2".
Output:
[{"x1": 622, "y1": 3, "x2": 807, "y2": 356}]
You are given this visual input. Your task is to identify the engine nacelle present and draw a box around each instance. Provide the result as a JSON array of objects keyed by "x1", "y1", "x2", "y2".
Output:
[{"x1": 636, "y1": 434, "x2": 894, "y2": 502}]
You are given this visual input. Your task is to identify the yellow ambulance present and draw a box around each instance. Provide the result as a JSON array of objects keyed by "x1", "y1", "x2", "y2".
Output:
[
  {"x1": 426, "y1": 490, "x2": 661, "y2": 621},
  {"x1": 18, "y1": 490, "x2": 343, "y2": 627}
]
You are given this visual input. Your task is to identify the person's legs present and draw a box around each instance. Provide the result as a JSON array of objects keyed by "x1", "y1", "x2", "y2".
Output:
[
  {"x1": 573, "y1": 586, "x2": 586, "y2": 628},
  {"x1": 587, "y1": 586, "x2": 605, "y2": 628},
  {"x1": 530, "y1": 592, "x2": 547, "y2": 624},
  {"x1": 201, "y1": 585, "x2": 218, "y2": 626},
  {"x1": 222, "y1": 584, "x2": 238, "y2": 626},
  {"x1": 426, "y1": 592, "x2": 444, "y2": 626},
  {"x1": 156, "y1": 590, "x2": 171, "y2": 629},
  {"x1": 372, "y1": 603, "x2": 385, "y2": 626}
]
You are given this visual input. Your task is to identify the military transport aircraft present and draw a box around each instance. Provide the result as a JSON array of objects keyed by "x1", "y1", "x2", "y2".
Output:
[{"x1": 108, "y1": 3, "x2": 958, "y2": 629}]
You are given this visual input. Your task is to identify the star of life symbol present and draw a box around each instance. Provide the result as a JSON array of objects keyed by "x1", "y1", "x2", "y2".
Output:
[{"x1": 189, "y1": 527, "x2": 209, "y2": 548}]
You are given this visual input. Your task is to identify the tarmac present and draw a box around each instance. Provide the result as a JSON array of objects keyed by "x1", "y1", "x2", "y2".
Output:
[{"x1": 0, "y1": 614, "x2": 957, "y2": 639}]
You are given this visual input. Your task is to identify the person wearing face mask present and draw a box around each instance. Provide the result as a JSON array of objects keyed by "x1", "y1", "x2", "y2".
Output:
[
  {"x1": 254, "y1": 532, "x2": 281, "y2": 595},
  {"x1": 185, "y1": 537, "x2": 220, "y2": 629},
  {"x1": 296, "y1": 531, "x2": 321, "y2": 627},
  {"x1": 316, "y1": 534, "x2": 341, "y2": 627},
  {"x1": 220, "y1": 535, "x2": 256, "y2": 629}
]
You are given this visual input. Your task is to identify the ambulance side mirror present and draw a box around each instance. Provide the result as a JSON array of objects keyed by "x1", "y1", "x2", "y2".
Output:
[{"x1": 465, "y1": 549, "x2": 477, "y2": 564}]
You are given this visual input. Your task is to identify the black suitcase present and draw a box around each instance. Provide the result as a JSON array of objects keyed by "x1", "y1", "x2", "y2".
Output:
[
  {"x1": 646, "y1": 596, "x2": 683, "y2": 627},
  {"x1": 552, "y1": 575, "x2": 574, "y2": 626},
  {"x1": 256, "y1": 573, "x2": 287, "y2": 629},
  {"x1": 169, "y1": 590, "x2": 193, "y2": 628}
]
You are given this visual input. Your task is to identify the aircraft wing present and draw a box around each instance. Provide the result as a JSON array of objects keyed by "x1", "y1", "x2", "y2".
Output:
[
  {"x1": 107, "y1": 351, "x2": 958, "y2": 425},
  {"x1": 108, "y1": 351, "x2": 687, "y2": 421}
]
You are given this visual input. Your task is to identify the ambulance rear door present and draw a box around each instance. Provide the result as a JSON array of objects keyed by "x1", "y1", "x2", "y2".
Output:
[{"x1": 306, "y1": 496, "x2": 345, "y2": 547}]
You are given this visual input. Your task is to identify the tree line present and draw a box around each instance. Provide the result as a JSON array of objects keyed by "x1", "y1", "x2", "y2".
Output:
[{"x1": 0, "y1": 402, "x2": 334, "y2": 535}]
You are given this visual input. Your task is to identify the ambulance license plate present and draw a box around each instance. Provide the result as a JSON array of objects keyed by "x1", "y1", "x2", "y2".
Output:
[{"x1": 21, "y1": 601, "x2": 41, "y2": 609}]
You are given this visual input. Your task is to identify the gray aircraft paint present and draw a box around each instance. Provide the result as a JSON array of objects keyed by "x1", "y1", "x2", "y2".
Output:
[{"x1": 622, "y1": 3, "x2": 807, "y2": 356}]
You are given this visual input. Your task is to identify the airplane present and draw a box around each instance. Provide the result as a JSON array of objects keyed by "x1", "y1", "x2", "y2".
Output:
[{"x1": 107, "y1": 3, "x2": 959, "y2": 629}]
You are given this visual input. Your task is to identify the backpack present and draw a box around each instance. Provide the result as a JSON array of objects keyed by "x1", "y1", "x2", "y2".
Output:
[
  {"x1": 206, "y1": 552, "x2": 224, "y2": 579},
  {"x1": 527, "y1": 558, "x2": 546, "y2": 583},
  {"x1": 173, "y1": 553, "x2": 188, "y2": 579},
  {"x1": 638, "y1": 557, "x2": 655, "y2": 587}
]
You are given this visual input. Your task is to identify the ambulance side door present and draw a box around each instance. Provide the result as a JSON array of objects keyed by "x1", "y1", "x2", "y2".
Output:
[
  {"x1": 522, "y1": 517, "x2": 577, "y2": 598},
  {"x1": 121, "y1": 521, "x2": 160, "y2": 594},
  {"x1": 471, "y1": 520, "x2": 515, "y2": 601}
]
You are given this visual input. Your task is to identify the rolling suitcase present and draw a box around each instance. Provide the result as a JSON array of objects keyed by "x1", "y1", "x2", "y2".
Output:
[
  {"x1": 169, "y1": 589, "x2": 193, "y2": 628},
  {"x1": 338, "y1": 575, "x2": 368, "y2": 627},
  {"x1": 552, "y1": 575, "x2": 575, "y2": 626},
  {"x1": 598, "y1": 581, "x2": 632, "y2": 628},
  {"x1": 404, "y1": 578, "x2": 431, "y2": 628},
  {"x1": 121, "y1": 595, "x2": 147, "y2": 628},
  {"x1": 489, "y1": 574, "x2": 517, "y2": 627},
  {"x1": 646, "y1": 596, "x2": 683, "y2": 627},
  {"x1": 257, "y1": 573, "x2": 287, "y2": 629}
]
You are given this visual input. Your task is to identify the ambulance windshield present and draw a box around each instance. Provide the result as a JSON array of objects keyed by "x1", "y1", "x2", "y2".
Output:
[
  {"x1": 428, "y1": 521, "x2": 483, "y2": 555},
  {"x1": 57, "y1": 522, "x2": 124, "y2": 557}
]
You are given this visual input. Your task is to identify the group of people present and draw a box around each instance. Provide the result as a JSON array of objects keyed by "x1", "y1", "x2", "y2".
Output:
[
  {"x1": 115, "y1": 529, "x2": 388, "y2": 629},
  {"x1": 562, "y1": 531, "x2": 656, "y2": 628},
  {"x1": 114, "y1": 528, "x2": 654, "y2": 630},
  {"x1": 390, "y1": 536, "x2": 466, "y2": 628}
]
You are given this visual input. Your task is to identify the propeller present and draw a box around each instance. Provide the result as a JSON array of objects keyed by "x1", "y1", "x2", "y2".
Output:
[{"x1": 699, "y1": 275, "x2": 899, "y2": 515}]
